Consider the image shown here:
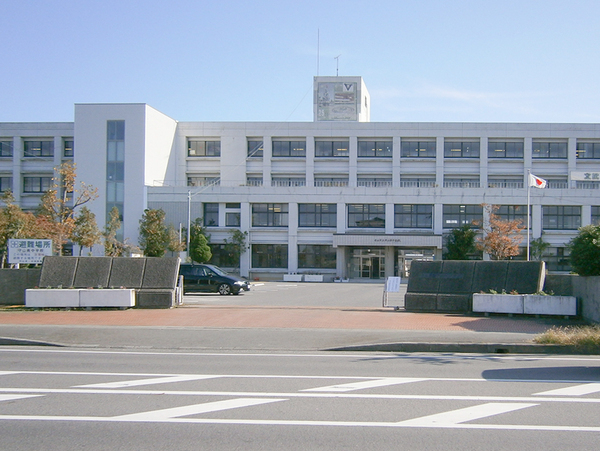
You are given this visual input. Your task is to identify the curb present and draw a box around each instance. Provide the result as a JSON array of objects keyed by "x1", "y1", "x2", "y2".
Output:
[
  {"x1": 0, "y1": 337, "x2": 63, "y2": 347},
  {"x1": 326, "y1": 342, "x2": 584, "y2": 354}
]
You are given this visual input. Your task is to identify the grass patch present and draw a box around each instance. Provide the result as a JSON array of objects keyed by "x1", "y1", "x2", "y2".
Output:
[{"x1": 534, "y1": 325, "x2": 600, "y2": 354}]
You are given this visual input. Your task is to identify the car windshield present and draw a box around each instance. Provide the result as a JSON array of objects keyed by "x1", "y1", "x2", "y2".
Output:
[{"x1": 209, "y1": 265, "x2": 229, "y2": 276}]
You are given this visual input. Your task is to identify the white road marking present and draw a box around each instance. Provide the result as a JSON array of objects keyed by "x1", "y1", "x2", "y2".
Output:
[
  {"x1": 398, "y1": 402, "x2": 538, "y2": 426},
  {"x1": 112, "y1": 398, "x2": 287, "y2": 421},
  {"x1": 535, "y1": 383, "x2": 600, "y2": 397},
  {"x1": 304, "y1": 377, "x2": 425, "y2": 392},
  {"x1": 0, "y1": 394, "x2": 44, "y2": 402},
  {"x1": 76, "y1": 375, "x2": 217, "y2": 389}
]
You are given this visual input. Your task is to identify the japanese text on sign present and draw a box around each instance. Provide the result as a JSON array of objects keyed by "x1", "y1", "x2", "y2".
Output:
[{"x1": 8, "y1": 239, "x2": 53, "y2": 264}]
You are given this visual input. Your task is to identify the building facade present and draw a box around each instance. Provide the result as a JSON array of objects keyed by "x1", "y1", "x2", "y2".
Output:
[{"x1": 1, "y1": 77, "x2": 599, "y2": 279}]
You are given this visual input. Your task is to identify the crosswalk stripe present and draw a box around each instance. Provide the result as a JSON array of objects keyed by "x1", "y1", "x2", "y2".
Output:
[
  {"x1": 535, "y1": 383, "x2": 600, "y2": 397},
  {"x1": 112, "y1": 398, "x2": 287, "y2": 421},
  {"x1": 304, "y1": 377, "x2": 425, "y2": 392},
  {"x1": 75, "y1": 375, "x2": 218, "y2": 389},
  {"x1": 397, "y1": 402, "x2": 538, "y2": 426}
]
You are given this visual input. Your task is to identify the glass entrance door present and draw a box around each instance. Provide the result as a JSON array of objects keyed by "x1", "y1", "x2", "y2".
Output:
[{"x1": 350, "y1": 248, "x2": 385, "y2": 279}]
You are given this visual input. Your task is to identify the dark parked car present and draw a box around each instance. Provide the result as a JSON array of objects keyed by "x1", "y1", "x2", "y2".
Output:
[{"x1": 179, "y1": 263, "x2": 250, "y2": 295}]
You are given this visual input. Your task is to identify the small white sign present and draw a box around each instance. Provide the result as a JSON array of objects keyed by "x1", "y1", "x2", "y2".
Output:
[
  {"x1": 8, "y1": 239, "x2": 53, "y2": 264},
  {"x1": 571, "y1": 171, "x2": 600, "y2": 181},
  {"x1": 385, "y1": 277, "x2": 402, "y2": 293}
]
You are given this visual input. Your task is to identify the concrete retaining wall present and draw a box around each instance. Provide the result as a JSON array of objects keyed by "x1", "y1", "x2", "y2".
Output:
[
  {"x1": 0, "y1": 269, "x2": 41, "y2": 305},
  {"x1": 544, "y1": 274, "x2": 600, "y2": 324}
]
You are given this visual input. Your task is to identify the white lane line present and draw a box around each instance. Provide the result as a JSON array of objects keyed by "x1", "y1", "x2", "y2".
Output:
[
  {"x1": 75, "y1": 375, "x2": 217, "y2": 389},
  {"x1": 0, "y1": 394, "x2": 43, "y2": 402},
  {"x1": 535, "y1": 383, "x2": 600, "y2": 397},
  {"x1": 112, "y1": 398, "x2": 287, "y2": 421},
  {"x1": 398, "y1": 403, "x2": 538, "y2": 426},
  {"x1": 304, "y1": 377, "x2": 425, "y2": 392}
]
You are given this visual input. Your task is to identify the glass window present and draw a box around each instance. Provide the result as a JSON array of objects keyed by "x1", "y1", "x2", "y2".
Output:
[
  {"x1": 315, "y1": 140, "x2": 349, "y2": 157},
  {"x1": 401, "y1": 141, "x2": 436, "y2": 158},
  {"x1": 226, "y1": 203, "x2": 241, "y2": 208},
  {"x1": 252, "y1": 203, "x2": 288, "y2": 227},
  {"x1": 394, "y1": 205, "x2": 433, "y2": 228},
  {"x1": 24, "y1": 140, "x2": 54, "y2": 157},
  {"x1": 488, "y1": 141, "x2": 524, "y2": 158},
  {"x1": 0, "y1": 177, "x2": 12, "y2": 192},
  {"x1": 272, "y1": 140, "x2": 306, "y2": 157},
  {"x1": 0, "y1": 141, "x2": 13, "y2": 157},
  {"x1": 271, "y1": 177, "x2": 306, "y2": 187},
  {"x1": 298, "y1": 245, "x2": 336, "y2": 269},
  {"x1": 494, "y1": 205, "x2": 527, "y2": 225},
  {"x1": 248, "y1": 140, "x2": 263, "y2": 158},
  {"x1": 107, "y1": 120, "x2": 125, "y2": 140},
  {"x1": 358, "y1": 140, "x2": 392, "y2": 158},
  {"x1": 444, "y1": 141, "x2": 480, "y2": 158},
  {"x1": 592, "y1": 206, "x2": 600, "y2": 225},
  {"x1": 298, "y1": 203, "x2": 337, "y2": 227},
  {"x1": 63, "y1": 140, "x2": 74, "y2": 158},
  {"x1": 443, "y1": 205, "x2": 483, "y2": 228},
  {"x1": 532, "y1": 141, "x2": 567, "y2": 159},
  {"x1": 348, "y1": 204, "x2": 385, "y2": 228},
  {"x1": 188, "y1": 140, "x2": 221, "y2": 157},
  {"x1": 252, "y1": 244, "x2": 288, "y2": 268},
  {"x1": 203, "y1": 203, "x2": 219, "y2": 227},
  {"x1": 246, "y1": 176, "x2": 263, "y2": 186},
  {"x1": 576, "y1": 142, "x2": 600, "y2": 159},
  {"x1": 225, "y1": 212, "x2": 241, "y2": 227},
  {"x1": 23, "y1": 176, "x2": 52, "y2": 193},
  {"x1": 187, "y1": 176, "x2": 220, "y2": 187},
  {"x1": 542, "y1": 206, "x2": 581, "y2": 230}
]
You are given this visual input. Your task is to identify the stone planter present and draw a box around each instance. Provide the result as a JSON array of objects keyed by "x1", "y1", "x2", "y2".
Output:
[
  {"x1": 472, "y1": 293, "x2": 524, "y2": 314},
  {"x1": 25, "y1": 289, "x2": 81, "y2": 308},
  {"x1": 283, "y1": 274, "x2": 303, "y2": 282},
  {"x1": 79, "y1": 289, "x2": 135, "y2": 308},
  {"x1": 524, "y1": 295, "x2": 577, "y2": 316},
  {"x1": 304, "y1": 275, "x2": 323, "y2": 282}
]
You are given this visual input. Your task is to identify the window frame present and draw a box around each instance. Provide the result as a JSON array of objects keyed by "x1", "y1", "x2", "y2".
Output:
[
  {"x1": 347, "y1": 204, "x2": 385, "y2": 228},
  {"x1": 532, "y1": 141, "x2": 568, "y2": 159},
  {"x1": 442, "y1": 204, "x2": 483, "y2": 228},
  {"x1": 23, "y1": 140, "x2": 54, "y2": 158},
  {"x1": 394, "y1": 204, "x2": 433, "y2": 229},
  {"x1": 315, "y1": 140, "x2": 349, "y2": 158},
  {"x1": 23, "y1": 176, "x2": 52, "y2": 193},
  {"x1": 252, "y1": 203, "x2": 289, "y2": 227},
  {"x1": 203, "y1": 203, "x2": 219, "y2": 227},
  {"x1": 0, "y1": 141, "x2": 13, "y2": 157},
  {"x1": 542, "y1": 205, "x2": 581, "y2": 230},
  {"x1": 298, "y1": 244, "x2": 336, "y2": 269},
  {"x1": 252, "y1": 244, "x2": 288, "y2": 268},
  {"x1": 298, "y1": 203, "x2": 337, "y2": 228},
  {"x1": 247, "y1": 140, "x2": 264, "y2": 158},
  {"x1": 272, "y1": 140, "x2": 306, "y2": 157},
  {"x1": 576, "y1": 142, "x2": 600, "y2": 159},
  {"x1": 188, "y1": 140, "x2": 221, "y2": 157},
  {"x1": 487, "y1": 141, "x2": 524, "y2": 159},
  {"x1": 444, "y1": 141, "x2": 480, "y2": 158},
  {"x1": 401, "y1": 140, "x2": 436, "y2": 158},
  {"x1": 357, "y1": 140, "x2": 392, "y2": 158}
]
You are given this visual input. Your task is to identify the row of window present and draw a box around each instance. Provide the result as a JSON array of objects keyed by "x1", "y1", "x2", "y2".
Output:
[
  {"x1": 201, "y1": 203, "x2": 597, "y2": 230},
  {"x1": 1, "y1": 176, "x2": 54, "y2": 193},
  {"x1": 0, "y1": 140, "x2": 74, "y2": 158},
  {"x1": 187, "y1": 139, "x2": 600, "y2": 159}
]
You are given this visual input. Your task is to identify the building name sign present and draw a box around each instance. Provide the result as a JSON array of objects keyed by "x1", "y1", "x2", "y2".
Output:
[
  {"x1": 571, "y1": 171, "x2": 600, "y2": 181},
  {"x1": 8, "y1": 239, "x2": 53, "y2": 264}
]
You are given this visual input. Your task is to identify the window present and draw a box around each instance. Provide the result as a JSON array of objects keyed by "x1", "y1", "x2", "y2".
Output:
[
  {"x1": 298, "y1": 245, "x2": 336, "y2": 269},
  {"x1": 0, "y1": 141, "x2": 13, "y2": 157},
  {"x1": 443, "y1": 205, "x2": 483, "y2": 228},
  {"x1": 271, "y1": 177, "x2": 306, "y2": 187},
  {"x1": 545, "y1": 247, "x2": 571, "y2": 272},
  {"x1": 188, "y1": 140, "x2": 220, "y2": 157},
  {"x1": 208, "y1": 244, "x2": 239, "y2": 267},
  {"x1": 577, "y1": 142, "x2": 600, "y2": 159},
  {"x1": 443, "y1": 178, "x2": 480, "y2": 188},
  {"x1": 24, "y1": 140, "x2": 54, "y2": 157},
  {"x1": 315, "y1": 140, "x2": 349, "y2": 157},
  {"x1": 357, "y1": 177, "x2": 392, "y2": 187},
  {"x1": 542, "y1": 206, "x2": 581, "y2": 230},
  {"x1": 348, "y1": 204, "x2": 385, "y2": 228},
  {"x1": 592, "y1": 206, "x2": 600, "y2": 225},
  {"x1": 401, "y1": 141, "x2": 436, "y2": 158},
  {"x1": 488, "y1": 178, "x2": 524, "y2": 189},
  {"x1": 299, "y1": 204, "x2": 336, "y2": 227},
  {"x1": 248, "y1": 140, "x2": 263, "y2": 158},
  {"x1": 0, "y1": 176, "x2": 12, "y2": 192},
  {"x1": 187, "y1": 176, "x2": 220, "y2": 187},
  {"x1": 532, "y1": 141, "x2": 567, "y2": 159},
  {"x1": 272, "y1": 140, "x2": 306, "y2": 157},
  {"x1": 252, "y1": 203, "x2": 288, "y2": 227},
  {"x1": 399, "y1": 178, "x2": 436, "y2": 188},
  {"x1": 225, "y1": 203, "x2": 241, "y2": 227},
  {"x1": 314, "y1": 177, "x2": 348, "y2": 187},
  {"x1": 203, "y1": 203, "x2": 219, "y2": 227},
  {"x1": 546, "y1": 178, "x2": 568, "y2": 189},
  {"x1": 252, "y1": 244, "x2": 288, "y2": 268},
  {"x1": 63, "y1": 140, "x2": 74, "y2": 158},
  {"x1": 246, "y1": 176, "x2": 263, "y2": 186},
  {"x1": 358, "y1": 140, "x2": 392, "y2": 158},
  {"x1": 488, "y1": 141, "x2": 524, "y2": 158},
  {"x1": 107, "y1": 120, "x2": 125, "y2": 239},
  {"x1": 23, "y1": 176, "x2": 52, "y2": 193},
  {"x1": 494, "y1": 205, "x2": 527, "y2": 225},
  {"x1": 444, "y1": 141, "x2": 479, "y2": 158},
  {"x1": 394, "y1": 205, "x2": 433, "y2": 228}
]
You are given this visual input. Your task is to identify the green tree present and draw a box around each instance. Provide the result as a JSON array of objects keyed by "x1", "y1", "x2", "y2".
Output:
[
  {"x1": 72, "y1": 206, "x2": 102, "y2": 255},
  {"x1": 530, "y1": 236, "x2": 550, "y2": 262},
  {"x1": 222, "y1": 229, "x2": 248, "y2": 268},
  {"x1": 444, "y1": 224, "x2": 477, "y2": 260},
  {"x1": 139, "y1": 208, "x2": 169, "y2": 257},
  {"x1": 166, "y1": 224, "x2": 186, "y2": 254},
  {"x1": 568, "y1": 225, "x2": 600, "y2": 276},
  {"x1": 189, "y1": 218, "x2": 212, "y2": 263}
]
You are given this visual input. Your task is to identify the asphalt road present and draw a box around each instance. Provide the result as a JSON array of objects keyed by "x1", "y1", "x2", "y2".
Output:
[{"x1": 1, "y1": 347, "x2": 599, "y2": 450}]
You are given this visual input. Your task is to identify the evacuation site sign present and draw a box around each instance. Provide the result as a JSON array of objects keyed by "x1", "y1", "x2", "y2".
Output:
[{"x1": 8, "y1": 239, "x2": 53, "y2": 264}]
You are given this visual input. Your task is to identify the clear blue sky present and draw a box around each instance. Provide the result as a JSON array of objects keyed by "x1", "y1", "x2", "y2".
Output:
[{"x1": 2, "y1": 0, "x2": 600, "y2": 123}]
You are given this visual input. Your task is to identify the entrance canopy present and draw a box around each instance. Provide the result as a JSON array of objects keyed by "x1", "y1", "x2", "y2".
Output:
[{"x1": 333, "y1": 234, "x2": 443, "y2": 249}]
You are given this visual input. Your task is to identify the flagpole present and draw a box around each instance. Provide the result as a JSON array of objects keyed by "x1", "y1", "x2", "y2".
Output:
[{"x1": 527, "y1": 170, "x2": 531, "y2": 261}]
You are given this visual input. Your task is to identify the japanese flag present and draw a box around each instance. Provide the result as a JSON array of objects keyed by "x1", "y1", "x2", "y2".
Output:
[{"x1": 529, "y1": 173, "x2": 547, "y2": 189}]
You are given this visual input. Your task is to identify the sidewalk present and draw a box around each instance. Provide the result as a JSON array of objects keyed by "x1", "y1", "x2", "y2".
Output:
[{"x1": 0, "y1": 282, "x2": 584, "y2": 353}]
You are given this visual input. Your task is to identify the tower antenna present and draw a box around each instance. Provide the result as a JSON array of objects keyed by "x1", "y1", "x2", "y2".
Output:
[
  {"x1": 334, "y1": 54, "x2": 341, "y2": 76},
  {"x1": 317, "y1": 29, "x2": 320, "y2": 76}
]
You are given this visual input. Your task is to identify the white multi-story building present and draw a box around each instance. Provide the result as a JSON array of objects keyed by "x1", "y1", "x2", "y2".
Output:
[{"x1": 1, "y1": 76, "x2": 599, "y2": 280}]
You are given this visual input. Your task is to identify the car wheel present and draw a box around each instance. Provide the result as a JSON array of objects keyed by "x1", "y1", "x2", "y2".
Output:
[{"x1": 218, "y1": 283, "x2": 232, "y2": 295}]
